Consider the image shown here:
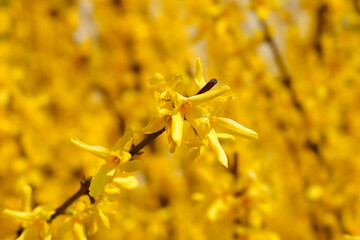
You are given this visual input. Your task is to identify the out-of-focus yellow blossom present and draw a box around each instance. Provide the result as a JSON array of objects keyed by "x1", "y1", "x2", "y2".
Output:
[
  {"x1": 71, "y1": 129, "x2": 140, "y2": 197},
  {"x1": 2, "y1": 185, "x2": 54, "y2": 240},
  {"x1": 58, "y1": 199, "x2": 89, "y2": 240},
  {"x1": 344, "y1": 235, "x2": 360, "y2": 240}
]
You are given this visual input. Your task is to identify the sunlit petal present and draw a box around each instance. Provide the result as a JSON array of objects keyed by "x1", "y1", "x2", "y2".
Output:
[
  {"x1": 87, "y1": 217, "x2": 98, "y2": 236},
  {"x1": 118, "y1": 160, "x2": 142, "y2": 173},
  {"x1": 112, "y1": 128, "x2": 133, "y2": 152},
  {"x1": 215, "y1": 117, "x2": 258, "y2": 140},
  {"x1": 195, "y1": 57, "x2": 206, "y2": 88},
  {"x1": 209, "y1": 96, "x2": 233, "y2": 117},
  {"x1": 166, "y1": 74, "x2": 182, "y2": 89},
  {"x1": 185, "y1": 107, "x2": 211, "y2": 140},
  {"x1": 207, "y1": 198, "x2": 225, "y2": 222},
  {"x1": 89, "y1": 164, "x2": 115, "y2": 197},
  {"x1": 57, "y1": 217, "x2": 73, "y2": 238},
  {"x1": 98, "y1": 209, "x2": 110, "y2": 230},
  {"x1": 207, "y1": 129, "x2": 228, "y2": 168},
  {"x1": 71, "y1": 138, "x2": 110, "y2": 160},
  {"x1": 21, "y1": 185, "x2": 32, "y2": 213},
  {"x1": 40, "y1": 222, "x2": 52, "y2": 240},
  {"x1": 171, "y1": 111, "x2": 184, "y2": 146},
  {"x1": 135, "y1": 115, "x2": 167, "y2": 134},
  {"x1": 113, "y1": 176, "x2": 139, "y2": 189},
  {"x1": 73, "y1": 222, "x2": 87, "y2": 240},
  {"x1": 148, "y1": 73, "x2": 166, "y2": 91},
  {"x1": 2, "y1": 209, "x2": 33, "y2": 221},
  {"x1": 188, "y1": 85, "x2": 230, "y2": 105}
]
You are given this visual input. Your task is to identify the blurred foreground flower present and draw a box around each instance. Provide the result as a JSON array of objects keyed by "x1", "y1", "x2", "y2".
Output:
[{"x1": 2, "y1": 186, "x2": 54, "y2": 240}]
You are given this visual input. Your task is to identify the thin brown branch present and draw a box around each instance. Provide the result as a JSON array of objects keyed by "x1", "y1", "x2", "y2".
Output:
[
  {"x1": 129, "y1": 128, "x2": 165, "y2": 156},
  {"x1": 196, "y1": 78, "x2": 218, "y2": 95},
  {"x1": 259, "y1": 19, "x2": 304, "y2": 113},
  {"x1": 313, "y1": 4, "x2": 328, "y2": 57},
  {"x1": 354, "y1": 0, "x2": 360, "y2": 13},
  {"x1": 49, "y1": 177, "x2": 93, "y2": 222},
  {"x1": 257, "y1": 17, "x2": 326, "y2": 167}
]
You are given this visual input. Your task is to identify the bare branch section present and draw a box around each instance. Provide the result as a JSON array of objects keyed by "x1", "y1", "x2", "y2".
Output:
[
  {"x1": 49, "y1": 177, "x2": 93, "y2": 222},
  {"x1": 258, "y1": 19, "x2": 304, "y2": 113}
]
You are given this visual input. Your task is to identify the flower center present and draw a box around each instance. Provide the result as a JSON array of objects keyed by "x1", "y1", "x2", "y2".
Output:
[
  {"x1": 109, "y1": 155, "x2": 121, "y2": 167},
  {"x1": 180, "y1": 101, "x2": 192, "y2": 114},
  {"x1": 34, "y1": 218, "x2": 44, "y2": 229}
]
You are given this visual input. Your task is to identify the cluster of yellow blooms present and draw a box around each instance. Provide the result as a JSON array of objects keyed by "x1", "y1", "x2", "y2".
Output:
[
  {"x1": 3, "y1": 58, "x2": 258, "y2": 239},
  {"x1": 1, "y1": 0, "x2": 360, "y2": 239}
]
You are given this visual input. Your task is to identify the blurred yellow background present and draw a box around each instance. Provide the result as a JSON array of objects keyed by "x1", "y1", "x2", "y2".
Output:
[{"x1": 1, "y1": 0, "x2": 360, "y2": 239}]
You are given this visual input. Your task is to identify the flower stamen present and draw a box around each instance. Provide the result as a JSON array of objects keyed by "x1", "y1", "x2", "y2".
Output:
[{"x1": 109, "y1": 155, "x2": 121, "y2": 167}]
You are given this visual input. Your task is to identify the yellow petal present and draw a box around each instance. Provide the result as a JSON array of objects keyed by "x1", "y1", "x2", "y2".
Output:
[
  {"x1": 344, "y1": 235, "x2": 360, "y2": 240},
  {"x1": 98, "y1": 209, "x2": 110, "y2": 230},
  {"x1": 112, "y1": 128, "x2": 133, "y2": 152},
  {"x1": 87, "y1": 217, "x2": 98, "y2": 236},
  {"x1": 89, "y1": 164, "x2": 115, "y2": 197},
  {"x1": 165, "y1": 120, "x2": 177, "y2": 153},
  {"x1": 2, "y1": 209, "x2": 33, "y2": 220},
  {"x1": 71, "y1": 138, "x2": 110, "y2": 160},
  {"x1": 40, "y1": 222, "x2": 52, "y2": 240},
  {"x1": 57, "y1": 217, "x2": 73, "y2": 238},
  {"x1": 118, "y1": 160, "x2": 141, "y2": 173},
  {"x1": 185, "y1": 107, "x2": 211, "y2": 140},
  {"x1": 191, "y1": 192, "x2": 205, "y2": 201},
  {"x1": 32, "y1": 205, "x2": 55, "y2": 220},
  {"x1": 171, "y1": 111, "x2": 183, "y2": 146},
  {"x1": 21, "y1": 185, "x2": 32, "y2": 213},
  {"x1": 209, "y1": 96, "x2": 233, "y2": 116},
  {"x1": 73, "y1": 222, "x2": 87, "y2": 240},
  {"x1": 113, "y1": 176, "x2": 139, "y2": 189},
  {"x1": 104, "y1": 183, "x2": 121, "y2": 195},
  {"x1": 148, "y1": 73, "x2": 165, "y2": 91},
  {"x1": 166, "y1": 74, "x2": 182, "y2": 89},
  {"x1": 184, "y1": 147, "x2": 201, "y2": 162},
  {"x1": 188, "y1": 85, "x2": 230, "y2": 105},
  {"x1": 216, "y1": 133, "x2": 236, "y2": 140},
  {"x1": 207, "y1": 198, "x2": 225, "y2": 222},
  {"x1": 195, "y1": 57, "x2": 206, "y2": 88},
  {"x1": 207, "y1": 129, "x2": 228, "y2": 168},
  {"x1": 135, "y1": 115, "x2": 166, "y2": 134},
  {"x1": 215, "y1": 117, "x2": 258, "y2": 140}
]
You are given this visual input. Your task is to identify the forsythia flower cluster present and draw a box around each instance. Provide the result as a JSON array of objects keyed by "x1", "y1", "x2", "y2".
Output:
[{"x1": 3, "y1": 59, "x2": 257, "y2": 239}]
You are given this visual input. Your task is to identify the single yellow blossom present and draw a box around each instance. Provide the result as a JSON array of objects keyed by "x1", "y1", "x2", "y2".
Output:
[
  {"x1": 58, "y1": 199, "x2": 90, "y2": 240},
  {"x1": 2, "y1": 185, "x2": 54, "y2": 240},
  {"x1": 71, "y1": 129, "x2": 141, "y2": 197}
]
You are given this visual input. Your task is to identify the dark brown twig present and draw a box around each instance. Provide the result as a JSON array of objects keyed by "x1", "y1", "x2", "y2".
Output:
[
  {"x1": 129, "y1": 128, "x2": 165, "y2": 156},
  {"x1": 259, "y1": 19, "x2": 304, "y2": 113},
  {"x1": 196, "y1": 78, "x2": 218, "y2": 95},
  {"x1": 49, "y1": 177, "x2": 93, "y2": 222},
  {"x1": 354, "y1": 0, "x2": 360, "y2": 13}
]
